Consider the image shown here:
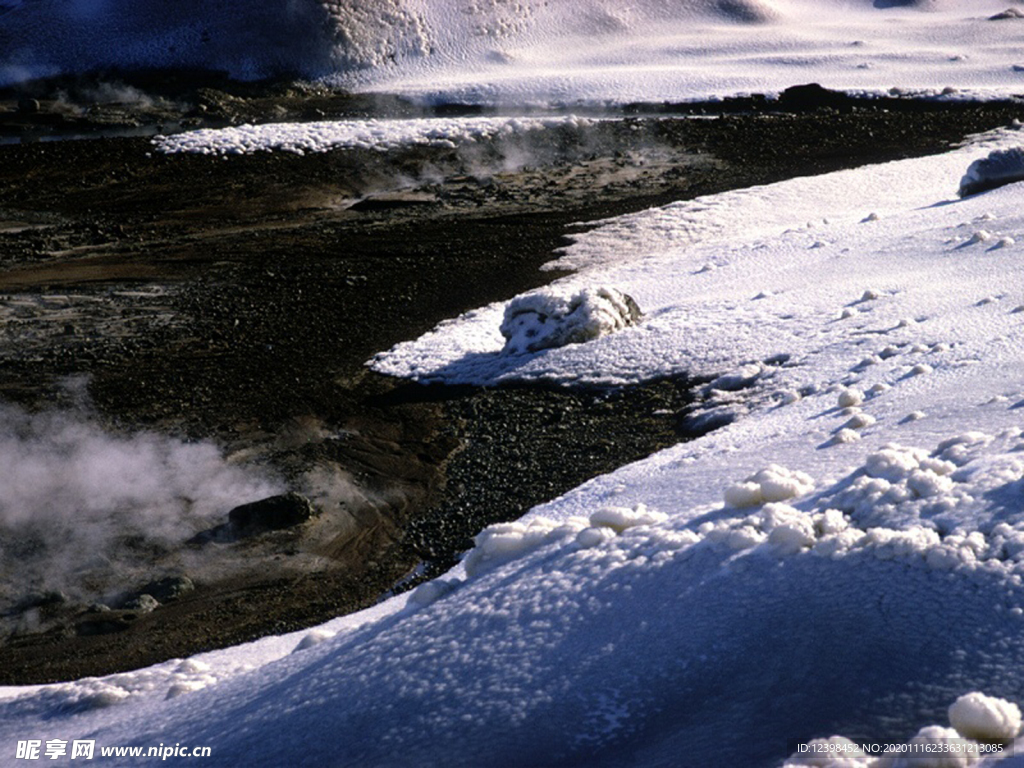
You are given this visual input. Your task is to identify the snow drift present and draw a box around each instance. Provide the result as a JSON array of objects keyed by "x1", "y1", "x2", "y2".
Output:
[{"x1": 959, "y1": 147, "x2": 1024, "y2": 198}]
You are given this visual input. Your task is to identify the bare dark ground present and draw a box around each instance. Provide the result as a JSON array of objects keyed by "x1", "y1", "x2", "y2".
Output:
[{"x1": 0, "y1": 81, "x2": 1022, "y2": 684}]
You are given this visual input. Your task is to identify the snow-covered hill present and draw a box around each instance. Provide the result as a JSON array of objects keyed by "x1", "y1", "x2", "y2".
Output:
[{"x1": 5, "y1": 0, "x2": 1024, "y2": 105}]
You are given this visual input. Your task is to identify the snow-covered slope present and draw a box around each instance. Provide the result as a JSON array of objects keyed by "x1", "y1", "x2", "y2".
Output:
[
  {"x1": 8, "y1": 125, "x2": 1024, "y2": 766},
  {"x1": 5, "y1": 0, "x2": 1024, "y2": 105}
]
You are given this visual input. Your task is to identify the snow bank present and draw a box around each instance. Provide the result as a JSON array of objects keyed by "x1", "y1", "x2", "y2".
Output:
[
  {"x1": 7, "y1": 0, "x2": 1024, "y2": 105},
  {"x1": 959, "y1": 147, "x2": 1024, "y2": 198},
  {"x1": 153, "y1": 115, "x2": 601, "y2": 156},
  {"x1": 11, "y1": 434, "x2": 1024, "y2": 765},
  {"x1": 499, "y1": 286, "x2": 641, "y2": 355}
]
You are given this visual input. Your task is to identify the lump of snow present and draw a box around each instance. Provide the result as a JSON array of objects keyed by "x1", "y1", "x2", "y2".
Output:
[
  {"x1": 293, "y1": 629, "x2": 335, "y2": 652},
  {"x1": 948, "y1": 692, "x2": 1022, "y2": 742},
  {"x1": 463, "y1": 517, "x2": 584, "y2": 578},
  {"x1": 843, "y1": 412, "x2": 876, "y2": 430},
  {"x1": 909, "y1": 363, "x2": 934, "y2": 376},
  {"x1": 959, "y1": 147, "x2": 1024, "y2": 197},
  {"x1": 837, "y1": 388, "x2": 865, "y2": 408},
  {"x1": 860, "y1": 289, "x2": 881, "y2": 302},
  {"x1": 759, "y1": 503, "x2": 816, "y2": 555},
  {"x1": 864, "y1": 445, "x2": 954, "y2": 483},
  {"x1": 408, "y1": 579, "x2": 459, "y2": 608},
  {"x1": 589, "y1": 504, "x2": 667, "y2": 533},
  {"x1": 935, "y1": 432, "x2": 993, "y2": 464},
  {"x1": 723, "y1": 481, "x2": 765, "y2": 508},
  {"x1": 575, "y1": 526, "x2": 618, "y2": 549},
  {"x1": 724, "y1": 464, "x2": 814, "y2": 508},
  {"x1": 993, "y1": 236, "x2": 1016, "y2": 249},
  {"x1": 827, "y1": 428, "x2": 861, "y2": 446},
  {"x1": 906, "y1": 725, "x2": 978, "y2": 768},
  {"x1": 500, "y1": 286, "x2": 641, "y2": 355}
]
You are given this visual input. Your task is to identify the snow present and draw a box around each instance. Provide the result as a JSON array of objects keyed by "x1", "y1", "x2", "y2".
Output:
[
  {"x1": 344, "y1": 0, "x2": 1024, "y2": 106},
  {"x1": 9, "y1": 0, "x2": 1024, "y2": 106},
  {"x1": 499, "y1": 285, "x2": 640, "y2": 355},
  {"x1": 11, "y1": 117, "x2": 1024, "y2": 764},
  {"x1": 153, "y1": 115, "x2": 601, "y2": 157},
  {"x1": 960, "y1": 147, "x2": 1024, "y2": 198},
  {"x1": 949, "y1": 693, "x2": 1023, "y2": 743},
  {"x1": 13, "y1": 3, "x2": 1024, "y2": 765}
]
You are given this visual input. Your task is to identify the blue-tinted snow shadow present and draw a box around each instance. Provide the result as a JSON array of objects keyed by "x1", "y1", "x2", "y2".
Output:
[
  {"x1": 416, "y1": 349, "x2": 549, "y2": 387},
  {"x1": 982, "y1": 478, "x2": 1024, "y2": 525},
  {"x1": 112, "y1": 532, "x2": 1024, "y2": 768}
]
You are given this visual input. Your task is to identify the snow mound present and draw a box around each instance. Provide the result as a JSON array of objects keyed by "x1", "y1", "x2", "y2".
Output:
[
  {"x1": 500, "y1": 287, "x2": 641, "y2": 355},
  {"x1": 948, "y1": 692, "x2": 1022, "y2": 742},
  {"x1": 461, "y1": 517, "x2": 588, "y2": 578},
  {"x1": 589, "y1": 504, "x2": 668, "y2": 532},
  {"x1": 959, "y1": 147, "x2": 1024, "y2": 197},
  {"x1": 292, "y1": 629, "x2": 335, "y2": 653},
  {"x1": 408, "y1": 578, "x2": 459, "y2": 607},
  {"x1": 723, "y1": 464, "x2": 815, "y2": 508}
]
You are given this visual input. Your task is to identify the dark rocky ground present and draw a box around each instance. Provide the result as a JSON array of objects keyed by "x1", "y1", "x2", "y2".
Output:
[{"x1": 0, "y1": 75, "x2": 1022, "y2": 684}]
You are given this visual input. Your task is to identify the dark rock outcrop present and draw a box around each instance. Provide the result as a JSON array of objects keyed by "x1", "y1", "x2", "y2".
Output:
[{"x1": 228, "y1": 492, "x2": 318, "y2": 536}]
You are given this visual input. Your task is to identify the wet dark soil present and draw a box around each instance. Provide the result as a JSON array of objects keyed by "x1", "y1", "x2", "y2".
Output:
[{"x1": 0, "y1": 76, "x2": 1022, "y2": 684}]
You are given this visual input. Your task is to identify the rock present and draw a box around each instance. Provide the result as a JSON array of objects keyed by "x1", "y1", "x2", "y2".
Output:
[
  {"x1": 17, "y1": 97, "x2": 40, "y2": 114},
  {"x1": 777, "y1": 83, "x2": 854, "y2": 112},
  {"x1": 76, "y1": 612, "x2": 137, "y2": 635},
  {"x1": 122, "y1": 593, "x2": 159, "y2": 613},
  {"x1": 139, "y1": 575, "x2": 194, "y2": 603},
  {"x1": 19, "y1": 590, "x2": 68, "y2": 610},
  {"x1": 228, "y1": 492, "x2": 317, "y2": 536}
]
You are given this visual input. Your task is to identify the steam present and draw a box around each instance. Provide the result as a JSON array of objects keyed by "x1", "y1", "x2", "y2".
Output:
[{"x1": 0, "y1": 402, "x2": 282, "y2": 611}]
